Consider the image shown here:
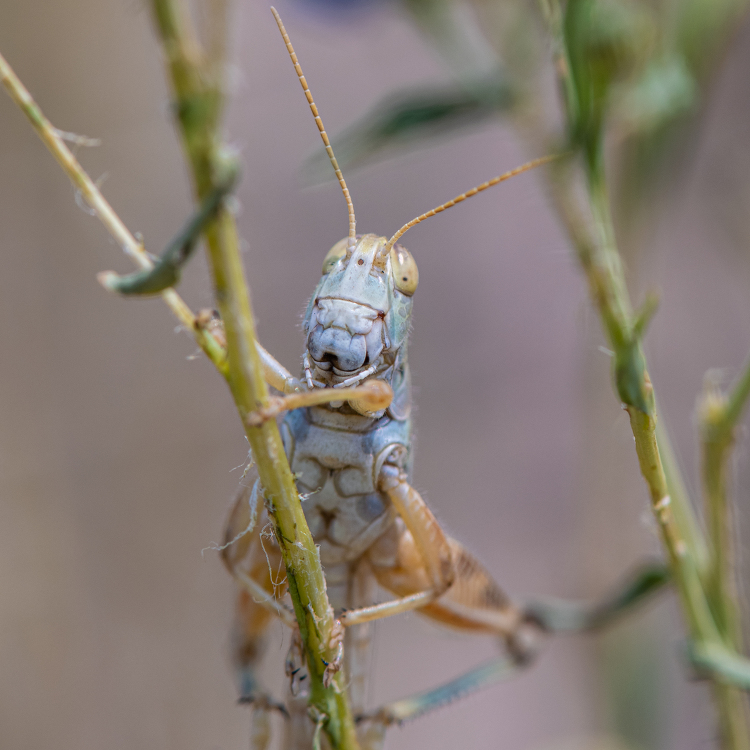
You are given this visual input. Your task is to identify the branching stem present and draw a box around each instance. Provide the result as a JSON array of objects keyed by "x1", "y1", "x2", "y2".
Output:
[
  {"x1": 148, "y1": 2, "x2": 359, "y2": 748},
  {"x1": 535, "y1": 8, "x2": 750, "y2": 737},
  {"x1": 547, "y1": 152, "x2": 750, "y2": 750},
  {"x1": 0, "y1": 51, "x2": 228, "y2": 376},
  {"x1": 1, "y1": 10, "x2": 359, "y2": 749}
]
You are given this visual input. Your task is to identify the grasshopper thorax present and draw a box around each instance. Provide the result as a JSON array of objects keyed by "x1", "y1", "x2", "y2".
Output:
[{"x1": 302, "y1": 234, "x2": 417, "y2": 398}]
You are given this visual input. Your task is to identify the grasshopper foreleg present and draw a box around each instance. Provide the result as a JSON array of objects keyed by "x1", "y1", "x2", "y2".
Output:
[
  {"x1": 245, "y1": 380, "x2": 392, "y2": 426},
  {"x1": 257, "y1": 341, "x2": 302, "y2": 394},
  {"x1": 193, "y1": 313, "x2": 302, "y2": 394}
]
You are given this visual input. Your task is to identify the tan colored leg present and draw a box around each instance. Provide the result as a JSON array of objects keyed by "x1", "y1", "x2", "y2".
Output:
[
  {"x1": 221, "y1": 480, "x2": 296, "y2": 627},
  {"x1": 246, "y1": 380, "x2": 392, "y2": 426},
  {"x1": 371, "y1": 530, "x2": 524, "y2": 639},
  {"x1": 221, "y1": 483, "x2": 296, "y2": 703},
  {"x1": 256, "y1": 341, "x2": 301, "y2": 394},
  {"x1": 350, "y1": 529, "x2": 529, "y2": 745},
  {"x1": 339, "y1": 465, "x2": 455, "y2": 627}
]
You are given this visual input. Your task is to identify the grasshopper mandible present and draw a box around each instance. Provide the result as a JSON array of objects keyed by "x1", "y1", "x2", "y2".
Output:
[{"x1": 218, "y1": 9, "x2": 556, "y2": 749}]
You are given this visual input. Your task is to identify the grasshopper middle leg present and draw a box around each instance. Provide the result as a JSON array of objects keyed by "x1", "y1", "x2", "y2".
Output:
[{"x1": 221, "y1": 483, "x2": 293, "y2": 703}]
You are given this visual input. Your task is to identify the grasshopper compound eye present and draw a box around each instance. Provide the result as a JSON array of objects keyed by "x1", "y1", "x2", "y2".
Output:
[
  {"x1": 322, "y1": 238, "x2": 348, "y2": 275},
  {"x1": 390, "y1": 245, "x2": 418, "y2": 296}
]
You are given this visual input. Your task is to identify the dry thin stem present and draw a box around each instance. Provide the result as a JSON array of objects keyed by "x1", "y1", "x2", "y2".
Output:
[
  {"x1": 1, "y1": 17, "x2": 358, "y2": 749},
  {"x1": 0, "y1": 50, "x2": 228, "y2": 376}
]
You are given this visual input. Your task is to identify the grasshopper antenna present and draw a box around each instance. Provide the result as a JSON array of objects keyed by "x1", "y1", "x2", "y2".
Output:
[
  {"x1": 383, "y1": 154, "x2": 560, "y2": 255},
  {"x1": 271, "y1": 7, "x2": 356, "y2": 247}
]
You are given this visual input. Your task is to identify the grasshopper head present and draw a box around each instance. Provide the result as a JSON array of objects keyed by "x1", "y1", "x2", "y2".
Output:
[
  {"x1": 270, "y1": 6, "x2": 554, "y2": 400},
  {"x1": 302, "y1": 234, "x2": 418, "y2": 391}
]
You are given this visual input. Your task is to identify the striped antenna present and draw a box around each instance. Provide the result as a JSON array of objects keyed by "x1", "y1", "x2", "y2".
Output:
[
  {"x1": 383, "y1": 154, "x2": 560, "y2": 254},
  {"x1": 271, "y1": 7, "x2": 356, "y2": 245}
]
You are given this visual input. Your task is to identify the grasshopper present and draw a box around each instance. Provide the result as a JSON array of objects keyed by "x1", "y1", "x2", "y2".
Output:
[
  {"x1": 0, "y1": 9, "x2": 672, "y2": 750},
  {"x1": 218, "y1": 10, "x2": 558, "y2": 749},
  {"x1": 84, "y1": 7, "x2": 665, "y2": 747}
]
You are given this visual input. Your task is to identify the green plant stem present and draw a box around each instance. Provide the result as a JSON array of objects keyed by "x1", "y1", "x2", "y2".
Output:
[
  {"x1": 548, "y1": 165, "x2": 704, "y2": 563},
  {"x1": 560, "y1": 155, "x2": 750, "y2": 749},
  {"x1": 540, "y1": 0, "x2": 710, "y2": 585},
  {"x1": 700, "y1": 354, "x2": 750, "y2": 745},
  {"x1": 0, "y1": 50, "x2": 227, "y2": 376},
  {"x1": 691, "y1": 642, "x2": 750, "y2": 689},
  {"x1": 655, "y1": 416, "x2": 710, "y2": 576},
  {"x1": 148, "y1": 3, "x2": 359, "y2": 748}
]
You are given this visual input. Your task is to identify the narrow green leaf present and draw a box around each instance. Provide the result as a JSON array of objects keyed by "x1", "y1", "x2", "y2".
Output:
[
  {"x1": 614, "y1": 341, "x2": 653, "y2": 414},
  {"x1": 526, "y1": 562, "x2": 670, "y2": 633},
  {"x1": 303, "y1": 77, "x2": 514, "y2": 181},
  {"x1": 688, "y1": 641, "x2": 750, "y2": 690},
  {"x1": 102, "y1": 161, "x2": 239, "y2": 296}
]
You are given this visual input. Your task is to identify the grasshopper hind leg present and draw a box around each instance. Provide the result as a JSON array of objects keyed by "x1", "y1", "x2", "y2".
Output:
[
  {"x1": 227, "y1": 538, "x2": 290, "y2": 750},
  {"x1": 367, "y1": 522, "x2": 539, "y2": 659},
  {"x1": 356, "y1": 527, "x2": 537, "y2": 736}
]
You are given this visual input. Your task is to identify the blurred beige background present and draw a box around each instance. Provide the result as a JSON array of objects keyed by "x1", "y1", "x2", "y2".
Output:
[{"x1": 1, "y1": 2, "x2": 749, "y2": 749}]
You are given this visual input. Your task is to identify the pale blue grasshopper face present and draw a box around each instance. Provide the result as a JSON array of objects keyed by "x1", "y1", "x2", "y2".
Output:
[
  {"x1": 302, "y1": 234, "x2": 418, "y2": 413},
  {"x1": 270, "y1": 5, "x2": 551, "y2": 416}
]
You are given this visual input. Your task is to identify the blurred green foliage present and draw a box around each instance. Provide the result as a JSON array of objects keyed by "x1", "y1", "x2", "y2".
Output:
[
  {"x1": 305, "y1": 0, "x2": 748, "y2": 227},
  {"x1": 303, "y1": 76, "x2": 512, "y2": 179}
]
